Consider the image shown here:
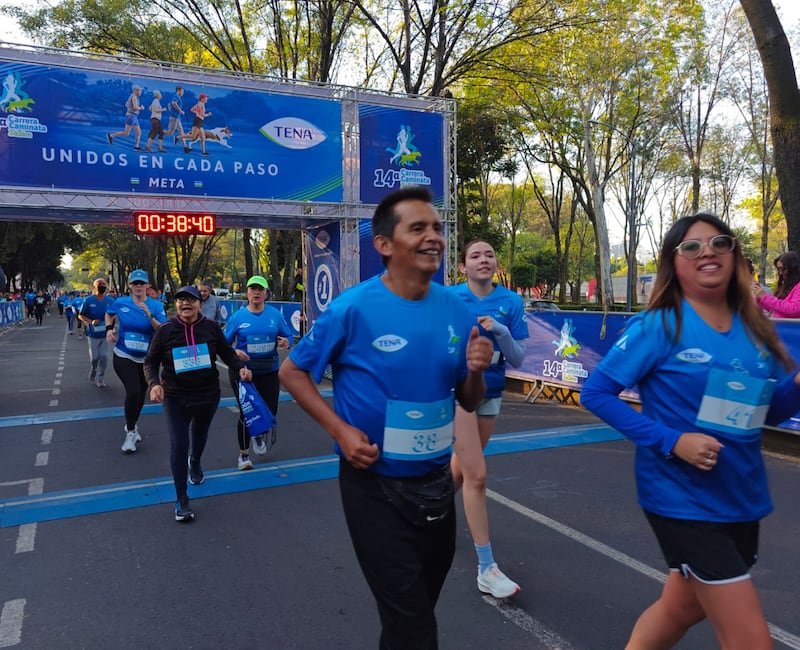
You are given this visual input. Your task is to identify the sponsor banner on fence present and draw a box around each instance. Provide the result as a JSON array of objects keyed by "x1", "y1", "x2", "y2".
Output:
[
  {"x1": 306, "y1": 222, "x2": 341, "y2": 324},
  {"x1": 510, "y1": 312, "x2": 800, "y2": 432},
  {"x1": 0, "y1": 300, "x2": 22, "y2": 326},
  {"x1": 0, "y1": 62, "x2": 343, "y2": 202}
]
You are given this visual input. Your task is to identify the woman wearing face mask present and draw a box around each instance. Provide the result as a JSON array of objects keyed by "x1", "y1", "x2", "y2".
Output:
[
  {"x1": 105, "y1": 269, "x2": 168, "y2": 453},
  {"x1": 144, "y1": 285, "x2": 252, "y2": 522}
]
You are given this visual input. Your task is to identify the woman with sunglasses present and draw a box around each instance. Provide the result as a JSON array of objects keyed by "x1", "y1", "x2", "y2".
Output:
[
  {"x1": 754, "y1": 251, "x2": 800, "y2": 318},
  {"x1": 105, "y1": 269, "x2": 168, "y2": 453},
  {"x1": 144, "y1": 285, "x2": 252, "y2": 522},
  {"x1": 582, "y1": 213, "x2": 800, "y2": 649}
]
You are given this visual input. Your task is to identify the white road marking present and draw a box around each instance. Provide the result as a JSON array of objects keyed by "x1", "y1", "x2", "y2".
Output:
[
  {"x1": 15, "y1": 523, "x2": 36, "y2": 554},
  {"x1": 0, "y1": 599, "x2": 25, "y2": 647},
  {"x1": 48, "y1": 400, "x2": 57, "y2": 407},
  {"x1": 488, "y1": 489, "x2": 800, "y2": 649},
  {"x1": 41, "y1": 429, "x2": 53, "y2": 445},
  {"x1": 482, "y1": 595, "x2": 575, "y2": 649},
  {"x1": 34, "y1": 452, "x2": 48, "y2": 467},
  {"x1": 51, "y1": 388, "x2": 60, "y2": 396}
]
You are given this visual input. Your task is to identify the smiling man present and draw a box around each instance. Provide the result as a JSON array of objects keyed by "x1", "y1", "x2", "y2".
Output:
[{"x1": 279, "y1": 186, "x2": 493, "y2": 649}]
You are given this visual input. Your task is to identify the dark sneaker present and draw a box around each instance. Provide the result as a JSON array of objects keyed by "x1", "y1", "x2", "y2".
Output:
[
  {"x1": 175, "y1": 496, "x2": 194, "y2": 522},
  {"x1": 188, "y1": 458, "x2": 204, "y2": 485}
]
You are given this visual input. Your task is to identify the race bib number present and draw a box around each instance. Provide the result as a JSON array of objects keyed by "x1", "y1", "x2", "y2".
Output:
[
  {"x1": 382, "y1": 396, "x2": 454, "y2": 461},
  {"x1": 123, "y1": 331, "x2": 150, "y2": 353},
  {"x1": 246, "y1": 335, "x2": 275, "y2": 356},
  {"x1": 172, "y1": 343, "x2": 212, "y2": 373},
  {"x1": 695, "y1": 368, "x2": 776, "y2": 436}
]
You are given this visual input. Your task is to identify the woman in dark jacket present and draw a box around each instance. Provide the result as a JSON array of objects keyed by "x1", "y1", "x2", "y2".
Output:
[{"x1": 144, "y1": 285, "x2": 252, "y2": 522}]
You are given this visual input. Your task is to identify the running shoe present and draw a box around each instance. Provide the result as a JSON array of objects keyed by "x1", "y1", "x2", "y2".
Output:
[
  {"x1": 175, "y1": 496, "x2": 194, "y2": 522},
  {"x1": 123, "y1": 424, "x2": 143, "y2": 445},
  {"x1": 477, "y1": 563, "x2": 521, "y2": 598},
  {"x1": 95, "y1": 379, "x2": 107, "y2": 388},
  {"x1": 252, "y1": 435, "x2": 268, "y2": 455},
  {"x1": 188, "y1": 458, "x2": 204, "y2": 485},
  {"x1": 88, "y1": 369, "x2": 96, "y2": 382},
  {"x1": 237, "y1": 454, "x2": 253, "y2": 471},
  {"x1": 121, "y1": 429, "x2": 138, "y2": 453}
]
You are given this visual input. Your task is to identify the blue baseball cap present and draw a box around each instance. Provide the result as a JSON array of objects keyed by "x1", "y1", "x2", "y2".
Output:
[
  {"x1": 174, "y1": 285, "x2": 201, "y2": 301},
  {"x1": 129, "y1": 269, "x2": 148, "y2": 283}
]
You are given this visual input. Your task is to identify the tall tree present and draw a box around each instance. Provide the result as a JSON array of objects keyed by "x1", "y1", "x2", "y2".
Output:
[{"x1": 739, "y1": 0, "x2": 800, "y2": 253}]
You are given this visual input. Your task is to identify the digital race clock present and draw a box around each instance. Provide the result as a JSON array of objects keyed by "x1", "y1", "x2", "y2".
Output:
[{"x1": 133, "y1": 211, "x2": 217, "y2": 235}]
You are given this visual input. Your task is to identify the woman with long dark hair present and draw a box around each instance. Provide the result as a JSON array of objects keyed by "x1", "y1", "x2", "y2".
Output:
[
  {"x1": 755, "y1": 251, "x2": 800, "y2": 318},
  {"x1": 582, "y1": 213, "x2": 800, "y2": 649}
]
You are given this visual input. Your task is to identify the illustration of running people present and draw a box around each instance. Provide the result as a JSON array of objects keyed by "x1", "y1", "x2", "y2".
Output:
[
  {"x1": 386, "y1": 124, "x2": 420, "y2": 166},
  {"x1": 178, "y1": 93, "x2": 211, "y2": 155},
  {"x1": 145, "y1": 90, "x2": 167, "y2": 152},
  {"x1": 107, "y1": 85, "x2": 144, "y2": 150},
  {"x1": 163, "y1": 86, "x2": 186, "y2": 143},
  {"x1": 0, "y1": 72, "x2": 33, "y2": 113}
]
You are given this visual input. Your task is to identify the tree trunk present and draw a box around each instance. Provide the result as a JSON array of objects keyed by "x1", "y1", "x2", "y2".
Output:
[{"x1": 740, "y1": 0, "x2": 800, "y2": 252}]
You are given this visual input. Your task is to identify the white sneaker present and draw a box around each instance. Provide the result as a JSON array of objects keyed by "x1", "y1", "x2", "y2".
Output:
[
  {"x1": 121, "y1": 430, "x2": 138, "y2": 453},
  {"x1": 252, "y1": 435, "x2": 268, "y2": 455},
  {"x1": 123, "y1": 425, "x2": 142, "y2": 444},
  {"x1": 477, "y1": 563, "x2": 520, "y2": 598},
  {"x1": 237, "y1": 454, "x2": 253, "y2": 470}
]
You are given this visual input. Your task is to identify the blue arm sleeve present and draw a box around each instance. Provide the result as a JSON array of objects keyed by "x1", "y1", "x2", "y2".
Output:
[
  {"x1": 766, "y1": 372, "x2": 800, "y2": 425},
  {"x1": 491, "y1": 321, "x2": 526, "y2": 368},
  {"x1": 581, "y1": 369, "x2": 683, "y2": 457}
]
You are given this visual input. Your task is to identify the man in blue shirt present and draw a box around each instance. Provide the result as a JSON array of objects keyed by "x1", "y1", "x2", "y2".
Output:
[
  {"x1": 280, "y1": 186, "x2": 493, "y2": 649},
  {"x1": 79, "y1": 277, "x2": 115, "y2": 387}
]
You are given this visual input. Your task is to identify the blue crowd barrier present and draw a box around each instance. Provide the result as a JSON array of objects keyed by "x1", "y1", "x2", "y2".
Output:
[
  {"x1": 216, "y1": 299, "x2": 302, "y2": 337},
  {"x1": 0, "y1": 300, "x2": 23, "y2": 327},
  {"x1": 509, "y1": 311, "x2": 800, "y2": 433}
]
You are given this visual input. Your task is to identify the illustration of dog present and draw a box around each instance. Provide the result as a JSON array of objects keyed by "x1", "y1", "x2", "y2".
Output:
[{"x1": 203, "y1": 126, "x2": 232, "y2": 148}]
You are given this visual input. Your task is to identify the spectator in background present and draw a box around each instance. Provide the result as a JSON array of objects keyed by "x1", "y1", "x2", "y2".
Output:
[
  {"x1": 754, "y1": 251, "x2": 800, "y2": 318},
  {"x1": 199, "y1": 281, "x2": 220, "y2": 321},
  {"x1": 745, "y1": 258, "x2": 771, "y2": 297}
]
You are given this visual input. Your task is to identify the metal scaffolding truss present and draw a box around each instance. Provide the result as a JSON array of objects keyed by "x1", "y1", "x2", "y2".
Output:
[{"x1": 0, "y1": 43, "x2": 459, "y2": 286}]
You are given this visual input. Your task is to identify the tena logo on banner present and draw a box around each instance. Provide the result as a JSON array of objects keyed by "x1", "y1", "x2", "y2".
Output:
[{"x1": 260, "y1": 117, "x2": 327, "y2": 150}]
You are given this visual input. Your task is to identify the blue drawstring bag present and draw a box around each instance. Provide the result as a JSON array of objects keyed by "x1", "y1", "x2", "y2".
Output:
[{"x1": 238, "y1": 380, "x2": 277, "y2": 437}]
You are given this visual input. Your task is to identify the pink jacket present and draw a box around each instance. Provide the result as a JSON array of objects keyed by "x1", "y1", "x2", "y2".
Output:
[{"x1": 757, "y1": 281, "x2": 800, "y2": 318}]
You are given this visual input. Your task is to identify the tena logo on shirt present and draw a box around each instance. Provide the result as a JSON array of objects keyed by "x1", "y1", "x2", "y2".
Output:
[
  {"x1": 676, "y1": 348, "x2": 712, "y2": 363},
  {"x1": 372, "y1": 335, "x2": 408, "y2": 352}
]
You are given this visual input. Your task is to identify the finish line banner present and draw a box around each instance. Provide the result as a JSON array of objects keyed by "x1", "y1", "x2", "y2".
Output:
[
  {"x1": 510, "y1": 312, "x2": 800, "y2": 433},
  {"x1": 0, "y1": 62, "x2": 343, "y2": 202}
]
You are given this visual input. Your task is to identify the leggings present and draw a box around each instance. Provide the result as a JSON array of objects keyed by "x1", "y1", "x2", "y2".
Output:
[
  {"x1": 228, "y1": 368, "x2": 280, "y2": 451},
  {"x1": 113, "y1": 354, "x2": 147, "y2": 431},
  {"x1": 162, "y1": 396, "x2": 218, "y2": 499}
]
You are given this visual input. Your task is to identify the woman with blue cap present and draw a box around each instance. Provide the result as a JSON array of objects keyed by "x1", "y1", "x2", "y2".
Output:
[
  {"x1": 144, "y1": 284, "x2": 252, "y2": 522},
  {"x1": 105, "y1": 269, "x2": 168, "y2": 453}
]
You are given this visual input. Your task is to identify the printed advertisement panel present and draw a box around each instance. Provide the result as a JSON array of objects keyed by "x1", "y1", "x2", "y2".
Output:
[
  {"x1": 511, "y1": 312, "x2": 800, "y2": 432},
  {"x1": 0, "y1": 62, "x2": 343, "y2": 201},
  {"x1": 359, "y1": 106, "x2": 444, "y2": 205},
  {"x1": 305, "y1": 222, "x2": 341, "y2": 323}
]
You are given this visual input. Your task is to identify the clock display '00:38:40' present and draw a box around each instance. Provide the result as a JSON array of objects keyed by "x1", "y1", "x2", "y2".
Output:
[{"x1": 133, "y1": 212, "x2": 217, "y2": 235}]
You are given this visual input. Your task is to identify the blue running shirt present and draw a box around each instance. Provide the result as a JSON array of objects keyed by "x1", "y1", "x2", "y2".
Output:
[
  {"x1": 107, "y1": 296, "x2": 168, "y2": 361},
  {"x1": 223, "y1": 305, "x2": 294, "y2": 374},
  {"x1": 289, "y1": 276, "x2": 473, "y2": 478}
]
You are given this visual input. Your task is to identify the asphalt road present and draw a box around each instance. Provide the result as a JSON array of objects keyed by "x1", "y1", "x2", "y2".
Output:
[{"x1": 1, "y1": 314, "x2": 799, "y2": 649}]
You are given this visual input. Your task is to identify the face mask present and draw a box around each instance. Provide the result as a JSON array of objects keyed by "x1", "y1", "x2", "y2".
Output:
[{"x1": 97, "y1": 285, "x2": 107, "y2": 294}]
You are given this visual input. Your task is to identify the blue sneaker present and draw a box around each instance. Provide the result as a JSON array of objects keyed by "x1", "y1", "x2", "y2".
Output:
[{"x1": 175, "y1": 496, "x2": 194, "y2": 522}]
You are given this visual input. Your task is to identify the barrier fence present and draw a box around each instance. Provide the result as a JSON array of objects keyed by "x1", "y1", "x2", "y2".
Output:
[{"x1": 509, "y1": 311, "x2": 800, "y2": 433}]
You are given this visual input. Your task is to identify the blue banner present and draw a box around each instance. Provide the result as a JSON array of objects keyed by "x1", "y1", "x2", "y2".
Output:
[
  {"x1": 0, "y1": 300, "x2": 22, "y2": 326},
  {"x1": 359, "y1": 106, "x2": 445, "y2": 205},
  {"x1": 0, "y1": 63, "x2": 343, "y2": 202},
  {"x1": 510, "y1": 312, "x2": 800, "y2": 432},
  {"x1": 305, "y1": 222, "x2": 341, "y2": 323}
]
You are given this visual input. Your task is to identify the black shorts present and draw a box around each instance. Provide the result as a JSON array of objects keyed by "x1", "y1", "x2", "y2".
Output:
[{"x1": 644, "y1": 511, "x2": 759, "y2": 584}]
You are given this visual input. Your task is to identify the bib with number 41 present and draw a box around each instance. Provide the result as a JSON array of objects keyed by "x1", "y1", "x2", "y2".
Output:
[{"x1": 695, "y1": 368, "x2": 776, "y2": 436}]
